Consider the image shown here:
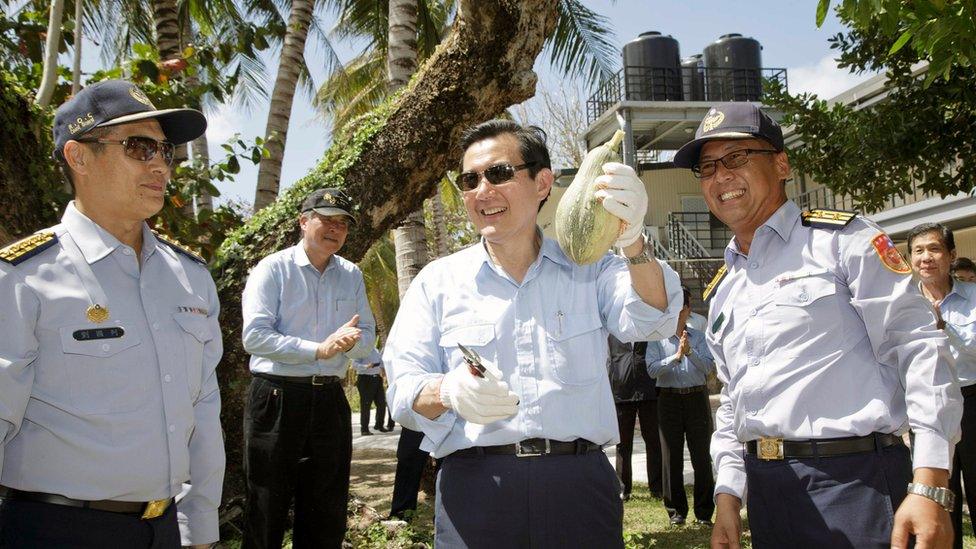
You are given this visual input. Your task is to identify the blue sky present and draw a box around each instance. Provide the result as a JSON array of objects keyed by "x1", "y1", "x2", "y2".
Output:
[{"x1": 187, "y1": 1, "x2": 876, "y2": 205}]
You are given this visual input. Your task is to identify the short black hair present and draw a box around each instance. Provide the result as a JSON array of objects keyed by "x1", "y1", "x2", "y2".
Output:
[
  {"x1": 681, "y1": 285, "x2": 691, "y2": 308},
  {"x1": 951, "y1": 257, "x2": 976, "y2": 274},
  {"x1": 459, "y1": 119, "x2": 552, "y2": 210},
  {"x1": 907, "y1": 222, "x2": 955, "y2": 252}
]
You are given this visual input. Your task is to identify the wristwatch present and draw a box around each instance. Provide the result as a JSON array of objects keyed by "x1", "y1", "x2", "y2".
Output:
[
  {"x1": 906, "y1": 482, "x2": 955, "y2": 512},
  {"x1": 619, "y1": 235, "x2": 653, "y2": 265}
]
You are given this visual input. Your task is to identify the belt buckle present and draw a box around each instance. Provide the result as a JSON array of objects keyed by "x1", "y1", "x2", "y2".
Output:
[
  {"x1": 515, "y1": 439, "x2": 550, "y2": 458},
  {"x1": 141, "y1": 498, "x2": 170, "y2": 520},
  {"x1": 311, "y1": 375, "x2": 325, "y2": 386},
  {"x1": 758, "y1": 437, "x2": 784, "y2": 460}
]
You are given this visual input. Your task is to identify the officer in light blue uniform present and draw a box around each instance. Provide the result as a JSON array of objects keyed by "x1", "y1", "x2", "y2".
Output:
[
  {"x1": 0, "y1": 80, "x2": 223, "y2": 548},
  {"x1": 352, "y1": 347, "x2": 390, "y2": 435},
  {"x1": 384, "y1": 119, "x2": 683, "y2": 548},
  {"x1": 907, "y1": 222, "x2": 976, "y2": 549},
  {"x1": 672, "y1": 103, "x2": 962, "y2": 549}
]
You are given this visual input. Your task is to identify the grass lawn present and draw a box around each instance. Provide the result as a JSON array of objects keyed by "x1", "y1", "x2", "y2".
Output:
[{"x1": 220, "y1": 448, "x2": 976, "y2": 548}]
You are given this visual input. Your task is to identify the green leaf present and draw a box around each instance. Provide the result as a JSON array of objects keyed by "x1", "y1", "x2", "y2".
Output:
[
  {"x1": 816, "y1": 0, "x2": 831, "y2": 27},
  {"x1": 889, "y1": 30, "x2": 914, "y2": 55},
  {"x1": 251, "y1": 148, "x2": 261, "y2": 164},
  {"x1": 226, "y1": 156, "x2": 240, "y2": 174}
]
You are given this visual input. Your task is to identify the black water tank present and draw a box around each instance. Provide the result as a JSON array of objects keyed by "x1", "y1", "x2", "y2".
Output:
[
  {"x1": 622, "y1": 31, "x2": 682, "y2": 101},
  {"x1": 681, "y1": 54, "x2": 705, "y2": 101},
  {"x1": 703, "y1": 33, "x2": 763, "y2": 101}
]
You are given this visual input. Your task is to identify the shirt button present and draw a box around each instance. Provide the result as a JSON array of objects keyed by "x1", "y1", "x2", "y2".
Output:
[
  {"x1": 122, "y1": 248, "x2": 133, "y2": 256},
  {"x1": 798, "y1": 292, "x2": 809, "y2": 302},
  {"x1": 750, "y1": 309, "x2": 758, "y2": 316},
  {"x1": 168, "y1": 425, "x2": 175, "y2": 433},
  {"x1": 752, "y1": 358, "x2": 760, "y2": 366},
  {"x1": 164, "y1": 374, "x2": 172, "y2": 382},
  {"x1": 101, "y1": 343, "x2": 110, "y2": 352},
  {"x1": 750, "y1": 262, "x2": 759, "y2": 269},
  {"x1": 152, "y1": 322, "x2": 160, "y2": 330}
]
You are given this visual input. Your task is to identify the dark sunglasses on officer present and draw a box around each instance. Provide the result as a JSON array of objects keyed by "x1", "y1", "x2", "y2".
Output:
[{"x1": 75, "y1": 135, "x2": 176, "y2": 166}]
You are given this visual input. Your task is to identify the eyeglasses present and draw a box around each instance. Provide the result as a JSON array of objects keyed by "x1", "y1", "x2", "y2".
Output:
[
  {"x1": 76, "y1": 135, "x2": 176, "y2": 166},
  {"x1": 457, "y1": 162, "x2": 536, "y2": 191},
  {"x1": 692, "y1": 149, "x2": 778, "y2": 179}
]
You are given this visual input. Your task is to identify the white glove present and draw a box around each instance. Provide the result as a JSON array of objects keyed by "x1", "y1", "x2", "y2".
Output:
[
  {"x1": 594, "y1": 162, "x2": 648, "y2": 248},
  {"x1": 439, "y1": 362, "x2": 519, "y2": 425}
]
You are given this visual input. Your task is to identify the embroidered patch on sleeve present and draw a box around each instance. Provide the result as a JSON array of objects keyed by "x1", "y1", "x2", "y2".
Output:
[{"x1": 871, "y1": 233, "x2": 911, "y2": 275}]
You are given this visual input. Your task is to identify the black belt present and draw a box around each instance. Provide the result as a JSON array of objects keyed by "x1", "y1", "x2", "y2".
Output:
[
  {"x1": 255, "y1": 372, "x2": 341, "y2": 387},
  {"x1": 962, "y1": 383, "x2": 976, "y2": 398},
  {"x1": 659, "y1": 385, "x2": 705, "y2": 395},
  {"x1": 745, "y1": 432, "x2": 903, "y2": 460},
  {"x1": 451, "y1": 438, "x2": 602, "y2": 458},
  {"x1": 0, "y1": 487, "x2": 172, "y2": 519}
]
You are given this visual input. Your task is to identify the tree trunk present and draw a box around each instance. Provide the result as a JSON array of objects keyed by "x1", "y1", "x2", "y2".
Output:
[
  {"x1": 36, "y1": 0, "x2": 65, "y2": 107},
  {"x1": 213, "y1": 0, "x2": 559, "y2": 506},
  {"x1": 392, "y1": 210, "x2": 428, "y2": 297},
  {"x1": 71, "y1": 0, "x2": 82, "y2": 94},
  {"x1": 152, "y1": 0, "x2": 182, "y2": 61},
  {"x1": 252, "y1": 0, "x2": 314, "y2": 212},
  {"x1": 192, "y1": 132, "x2": 213, "y2": 211},
  {"x1": 429, "y1": 186, "x2": 450, "y2": 258}
]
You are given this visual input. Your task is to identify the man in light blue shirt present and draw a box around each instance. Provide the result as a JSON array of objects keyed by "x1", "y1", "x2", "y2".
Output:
[
  {"x1": 909, "y1": 222, "x2": 976, "y2": 549},
  {"x1": 646, "y1": 286, "x2": 715, "y2": 526},
  {"x1": 241, "y1": 188, "x2": 376, "y2": 548},
  {"x1": 384, "y1": 120, "x2": 682, "y2": 547},
  {"x1": 352, "y1": 348, "x2": 390, "y2": 435},
  {"x1": 0, "y1": 80, "x2": 223, "y2": 548}
]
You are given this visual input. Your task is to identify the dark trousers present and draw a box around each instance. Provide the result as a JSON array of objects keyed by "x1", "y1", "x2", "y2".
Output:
[
  {"x1": 435, "y1": 451, "x2": 624, "y2": 548},
  {"x1": 615, "y1": 400, "x2": 663, "y2": 497},
  {"x1": 657, "y1": 390, "x2": 714, "y2": 521},
  {"x1": 0, "y1": 497, "x2": 179, "y2": 548},
  {"x1": 745, "y1": 441, "x2": 912, "y2": 548},
  {"x1": 243, "y1": 376, "x2": 352, "y2": 549},
  {"x1": 951, "y1": 388, "x2": 976, "y2": 549},
  {"x1": 356, "y1": 374, "x2": 386, "y2": 431},
  {"x1": 389, "y1": 427, "x2": 431, "y2": 519}
]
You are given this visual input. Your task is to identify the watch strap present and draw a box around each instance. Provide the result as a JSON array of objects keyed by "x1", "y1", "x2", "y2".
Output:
[
  {"x1": 906, "y1": 482, "x2": 954, "y2": 512},
  {"x1": 619, "y1": 235, "x2": 652, "y2": 265}
]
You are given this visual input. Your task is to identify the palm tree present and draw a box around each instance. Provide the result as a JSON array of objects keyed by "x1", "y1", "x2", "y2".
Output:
[{"x1": 36, "y1": 0, "x2": 66, "y2": 106}]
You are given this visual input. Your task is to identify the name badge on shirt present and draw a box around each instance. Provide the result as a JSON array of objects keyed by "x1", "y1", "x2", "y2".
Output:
[
  {"x1": 73, "y1": 327, "x2": 125, "y2": 341},
  {"x1": 177, "y1": 306, "x2": 208, "y2": 316}
]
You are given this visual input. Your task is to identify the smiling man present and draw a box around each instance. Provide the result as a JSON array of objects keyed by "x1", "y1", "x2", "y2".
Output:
[
  {"x1": 241, "y1": 187, "x2": 376, "y2": 548},
  {"x1": 384, "y1": 119, "x2": 683, "y2": 548},
  {"x1": 909, "y1": 222, "x2": 976, "y2": 549},
  {"x1": 0, "y1": 80, "x2": 223, "y2": 548},
  {"x1": 672, "y1": 103, "x2": 962, "y2": 548}
]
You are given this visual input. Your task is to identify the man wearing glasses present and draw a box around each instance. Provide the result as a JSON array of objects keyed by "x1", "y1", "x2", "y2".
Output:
[
  {"x1": 384, "y1": 119, "x2": 683, "y2": 547},
  {"x1": 0, "y1": 80, "x2": 223, "y2": 547},
  {"x1": 673, "y1": 103, "x2": 962, "y2": 548},
  {"x1": 241, "y1": 187, "x2": 376, "y2": 548},
  {"x1": 908, "y1": 222, "x2": 976, "y2": 549}
]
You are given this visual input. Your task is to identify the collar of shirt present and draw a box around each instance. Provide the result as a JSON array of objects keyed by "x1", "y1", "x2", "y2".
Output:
[
  {"x1": 62, "y1": 201, "x2": 159, "y2": 264},
  {"x1": 723, "y1": 200, "x2": 800, "y2": 267},
  {"x1": 293, "y1": 242, "x2": 338, "y2": 275},
  {"x1": 473, "y1": 228, "x2": 571, "y2": 284}
]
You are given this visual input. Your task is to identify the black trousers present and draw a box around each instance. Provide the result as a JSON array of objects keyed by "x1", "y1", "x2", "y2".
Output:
[
  {"x1": 389, "y1": 427, "x2": 431, "y2": 519},
  {"x1": 356, "y1": 374, "x2": 386, "y2": 431},
  {"x1": 435, "y1": 451, "x2": 623, "y2": 548},
  {"x1": 243, "y1": 376, "x2": 352, "y2": 549},
  {"x1": 615, "y1": 400, "x2": 663, "y2": 497},
  {"x1": 951, "y1": 388, "x2": 976, "y2": 549},
  {"x1": 746, "y1": 441, "x2": 911, "y2": 548},
  {"x1": 657, "y1": 390, "x2": 715, "y2": 521},
  {"x1": 0, "y1": 497, "x2": 179, "y2": 548}
]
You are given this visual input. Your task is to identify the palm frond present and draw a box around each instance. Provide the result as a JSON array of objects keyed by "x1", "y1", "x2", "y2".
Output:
[{"x1": 546, "y1": 0, "x2": 618, "y2": 85}]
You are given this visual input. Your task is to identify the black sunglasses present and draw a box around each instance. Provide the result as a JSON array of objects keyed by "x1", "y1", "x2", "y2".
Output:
[
  {"x1": 457, "y1": 162, "x2": 536, "y2": 191},
  {"x1": 76, "y1": 135, "x2": 176, "y2": 166}
]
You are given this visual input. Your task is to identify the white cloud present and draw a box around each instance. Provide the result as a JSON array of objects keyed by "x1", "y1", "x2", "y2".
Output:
[
  {"x1": 205, "y1": 103, "x2": 240, "y2": 144},
  {"x1": 787, "y1": 54, "x2": 879, "y2": 100}
]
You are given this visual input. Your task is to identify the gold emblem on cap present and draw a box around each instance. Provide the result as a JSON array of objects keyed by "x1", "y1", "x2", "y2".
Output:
[
  {"x1": 128, "y1": 86, "x2": 155, "y2": 108},
  {"x1": 323, "y1": 193, "x2": 334, "y2": 203},
  {"x1": 86, "y1": 304, "x2": 110, "y2": 324},
  {"x1": 68, "y1": 113, "x2": 96, "y2": 134},
  {"x1": 702, "y1": 110, "x2": 725, "y2": 133}
]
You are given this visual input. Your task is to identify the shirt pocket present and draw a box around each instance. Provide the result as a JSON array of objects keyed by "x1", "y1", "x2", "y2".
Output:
[
  {"x1": 59, "y1": 324, "x2": 145, "y2": 414},
  {"x1": 173, "y1": 312, "x2": 217, "y2": 401},
  {"x1": 772, "y1": 273, "x2": 838, "y2": 307},
  {"x1": 545, "y1": 313, "x2": 604, "y2": 386},
  {"x1": 335, "y1": 299, "x2": 357, "y2": 323},
  {"x1": 438, "y1": 323, "x2": 496, "y2": 373}
]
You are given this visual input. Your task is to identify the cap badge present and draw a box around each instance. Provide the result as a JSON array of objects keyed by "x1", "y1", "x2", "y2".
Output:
[
  {"x1": 323, "y1": 193, "x2": 334, "y2": 204},
  {"x1": 702, "y1": 110, "x2": 725, "y2": 133},
  {"x1": 129, "y1": 86, "x2": 155, "y2": 108},
  {"x1": 68, "y1": 113, "x2": 95, "y2": 134}
]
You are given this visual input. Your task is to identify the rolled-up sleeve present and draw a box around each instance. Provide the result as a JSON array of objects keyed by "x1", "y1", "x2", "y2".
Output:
[
  {"x1": 383, "y1": 270, "x2": 457, "y2": 448},
  {"x1": 0, "y1": 266, "x2": 39, "y2": 469},
  {"x1": 177, "y1": 277, "x2": 225, "y2": 545},
  {"x1": 242, "y1": 259, "x2": 320, "y2": 363},
  {"x1": 843, "y1": 230, "x2": 962, "y2": 471},
  {"x1": 599, "y1": 255, "x2": 682, "y2": 343}
]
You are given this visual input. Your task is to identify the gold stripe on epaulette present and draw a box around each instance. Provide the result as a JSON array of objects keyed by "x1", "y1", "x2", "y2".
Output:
[
  {"x1": 702, "y1": 264, "x2": 728, "y2": 301},
  {"x1": 0, "y1": 232, "x2": 56, "y2": 264},
  {"x1": 805, "y1": 209, "x2": 856, "y2": 222}
]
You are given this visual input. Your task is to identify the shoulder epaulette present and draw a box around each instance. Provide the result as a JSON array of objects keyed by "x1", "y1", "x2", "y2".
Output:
[
  {"x1": 0, "y1": 231, "x2": 57, "y2": 265},
  {"x1": 702, "y1": 264, "x2": 728, "y2": 301},
  {"x1": 153, "y1": 231, "x2": 206, "y2": 265},
  {"x1": 801, "y1": 209, "x2": 857, "y2": 230}
]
